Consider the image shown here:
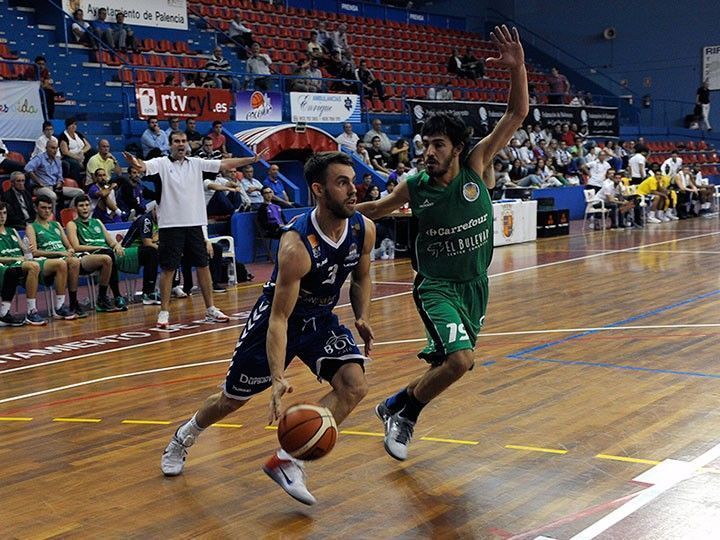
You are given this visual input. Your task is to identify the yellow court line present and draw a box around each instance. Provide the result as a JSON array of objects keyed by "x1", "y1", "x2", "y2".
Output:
[
  {"x1": 264, "y1": 425, "x2": 278, "y2": 431},
  {"x1": 421, "y1": 436, "x2": 479, "y2": 445},
  {"x1": 212, "y1": 423, "x2": 243, "y2": 429},
  {"x1": 340, "y1": 430, "x2": 384, "y2": 437},
  {"x1": 53, "y1": 417, "x2": 102, "y2": 423},
  {"x1": 505, "y1": 444, "x2": 568, "y2": 455},
  {"x1": 0, "y1": 416, "x2": 33, "y2": 422},
  {"x1": 595, "y1": 454, "x2": 661, "y2": 465},
  {"x1": 121, "y1": 420, "x2": 172, "y2": 425}
]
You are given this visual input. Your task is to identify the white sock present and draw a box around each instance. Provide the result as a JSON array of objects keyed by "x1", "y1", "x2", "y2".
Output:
[
  {"x1": 27, "y1": 298, "x2": 37, "y2": 312},
  {"x1": 114, "y1": 208, "x2": 122, "y2": 216},
  {"x1": 277, "y1": 448, "x2": 301, "y2": 464},
  {"x1": 55, "y1": 295, "x2": 66, "y2": 310},
  {"x1": 177, "y1": 412, "x2": 204, "y2": 441},
  {"x1": 0, "y1": 302, "x2": 10, "y2": 317}
]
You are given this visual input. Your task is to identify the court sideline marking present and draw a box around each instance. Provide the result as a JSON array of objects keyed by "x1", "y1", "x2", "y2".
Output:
[{"x1": 2, "y1": 230, "x2": 717, "y2": 377}]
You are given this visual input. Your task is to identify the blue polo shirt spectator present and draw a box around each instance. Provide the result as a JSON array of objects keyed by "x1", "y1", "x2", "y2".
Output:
[
  {"x1": 141, "y1": 117, "x2": 170, "y2": 158},
  {"x1": 262, "y1": 163, "x2": 292, "y2": 207},
  {"x1": 24, "y1": 139, "x2": 84, "y2": 206}
]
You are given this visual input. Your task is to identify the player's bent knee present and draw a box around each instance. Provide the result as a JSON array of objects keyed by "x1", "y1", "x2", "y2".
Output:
[
  {"x1": 445, "y1": 351, "x2": 474, "y2": 378},
  {"x1": 330, "y1": 363, "x2": 368, "y2": 403}
]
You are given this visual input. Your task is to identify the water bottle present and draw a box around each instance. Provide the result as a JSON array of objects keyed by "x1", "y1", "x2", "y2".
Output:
[{"x1": 21, "y1": 237, "x2": 33, "y2": 260}]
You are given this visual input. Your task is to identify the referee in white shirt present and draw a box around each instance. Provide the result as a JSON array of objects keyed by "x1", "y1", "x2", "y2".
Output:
[{"x1": 124, "y1": 131, "x2": 266, "y2": 328}]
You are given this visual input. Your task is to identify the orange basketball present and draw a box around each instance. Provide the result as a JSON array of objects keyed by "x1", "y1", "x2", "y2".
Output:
[
  {"x1": 277, "y1": 403, "x2": 338, "y2": 460},
  {"x1": 250, "y1": 91, "x2": 264, "y2": 109}
]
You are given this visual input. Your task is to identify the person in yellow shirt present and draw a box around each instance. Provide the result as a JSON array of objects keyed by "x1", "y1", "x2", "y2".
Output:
[{"x1": 636, "y1": 170, "x2": 670, "y2": 223}]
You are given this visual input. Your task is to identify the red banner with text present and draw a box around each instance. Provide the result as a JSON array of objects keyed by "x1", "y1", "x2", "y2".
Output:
[{"x1": 135, "y1": 86, "x2": 231, "y2": 121}]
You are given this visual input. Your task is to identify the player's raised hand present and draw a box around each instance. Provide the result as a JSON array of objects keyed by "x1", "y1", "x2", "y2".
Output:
[
  {"x1": 355, "y1": 319, "x2": 375, "y2": 356},
  {"x1": 268, "y1": 376, "x2": 293, "y2": 424},
  {"x1": 486, "y1": 25, "x2": 525, "y2": 70},
  {"x1": 122, "y1": 151, "x2": 143, "y2": 170},
  {"x1": 253, "y1": 147, "x2": 270, "y2": 163}
]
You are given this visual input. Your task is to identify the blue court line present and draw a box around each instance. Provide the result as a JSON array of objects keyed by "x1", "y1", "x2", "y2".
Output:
[
  {"x1": 507, "y1": 355, "x2": 720, "y2": 379},
  {"x1": 479, "y1": 360, "x2": 496, "y2": 367},
  {"x1": 507, "y1": 288, "x2": 720, "y2": 359}
]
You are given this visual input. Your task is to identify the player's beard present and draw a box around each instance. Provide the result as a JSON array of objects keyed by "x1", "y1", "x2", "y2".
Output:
[
  {"x1": 325, "y1": 195, "x2": 355, "y2": 219},
  {"x1": 426, "y1": 153, "x2": 454, "y2": 179}
]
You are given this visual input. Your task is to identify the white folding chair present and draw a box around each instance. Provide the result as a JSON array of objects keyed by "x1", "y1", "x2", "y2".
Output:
[
  {"x1": 210, "y1": 236, "x2": 237, "y2": 286},
  {"x1": 582, "y1": 189, "x2": 609, "y2": 230}
]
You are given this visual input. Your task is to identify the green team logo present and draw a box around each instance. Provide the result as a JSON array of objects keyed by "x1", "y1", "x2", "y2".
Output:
[{"x1": 463, "y1": 182, "x2": 480, "y2": 202}]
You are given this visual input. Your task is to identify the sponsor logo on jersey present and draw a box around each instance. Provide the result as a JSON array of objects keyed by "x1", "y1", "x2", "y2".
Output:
[
  {"x1": 307, "y1": 233, "x2": 321, "y2": 258},
  {"x1": 345, "y1": 242, "x2": 359, "y2": 262},
  {"x1": 419, "y1": 198, "x2": 434, "y2": 208},
  {"x1": 463, "y1": 182, "x2": 480, "y2": 202}
]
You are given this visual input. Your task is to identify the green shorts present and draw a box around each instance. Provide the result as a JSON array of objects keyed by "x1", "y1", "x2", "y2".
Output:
[
  {"x1": 0, "y1": 259, "x2": 48, "y2": 288},
  {"x1": 412, "y1": 274, "x2": 489, "y2": 365},
  {"x1": 116, "y1": 246, "x2": 140, "y2": 274}
]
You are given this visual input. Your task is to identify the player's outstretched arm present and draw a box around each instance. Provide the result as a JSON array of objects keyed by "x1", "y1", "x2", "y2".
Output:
[
  {"x1": 122, "y1": 152, "x2": 147, "y2": 173},
  {"x1": 355, "y1": 179, "x2": 410, "y2": 220},
  {"x1": 350, "y1": 217, "x2": 376, "y2": 356},
  {"x1": 219, "y1": 147, "x2": 269, "y2": 170},
  {"x1": 266, "y1": 231, "x2": 312, "y2": 423},
  {"x1": 468, "y1": 25, "x2": 529, "y2": 187}
]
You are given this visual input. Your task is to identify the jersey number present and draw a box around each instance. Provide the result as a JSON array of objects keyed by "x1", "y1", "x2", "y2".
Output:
[
  {"x1": 446, "y1": 323, "x2": 470, "y2": 343},
  {"x1": 322, "y1": 264, "x2": 339, "y2": 285}
]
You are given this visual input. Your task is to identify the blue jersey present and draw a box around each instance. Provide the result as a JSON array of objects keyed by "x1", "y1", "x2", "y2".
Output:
[{"x1": 262, "y1": 208, "x2": 366, "y2": 318}]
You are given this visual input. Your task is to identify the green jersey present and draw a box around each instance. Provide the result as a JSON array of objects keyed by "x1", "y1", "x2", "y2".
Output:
[
  {"x1": 31, "y1": 221, "x2": 65, "y2": 252},
  {"x1": 0, "y1": 227, "x2": 23, "y2": 259},
  {"x1": 407, "y1": 166, "x2": 493, "y2": 282},
  {"x1": 74, "y1": 217, "x2": 107, "y2": 247}
]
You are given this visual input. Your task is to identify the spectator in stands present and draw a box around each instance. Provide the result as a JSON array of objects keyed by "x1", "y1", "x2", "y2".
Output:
[
  {"x1": 207, "y1": 121, "x2": 232, "y2": 158},
  {"x1": 1, "y1": 172, "x2": 35, "y2": 230},
  {"x1": 534, "y1": 158, "x2": 566, "y2": 187},
  {"x1": 58, "y1": 117, "x2": 92, "y2": 184},
  {"x1": 196, "y1": 136, "x2": 222, "y2": 160},
  {"x1": 387, "y1": 162, "x2": 408, "y2": 184},
  {"x1": 141, "y1": 116, "x2": 170, "y2": 158},
  {"x1": 257, "y1": 186, "x2": 286, "y2": 239},
  {"x1": 65, "y1": 194, "x2": 130, "y2": 311},
  {"x1": 429, "y1": 80, "x2": 454, "y2": 100},
  {"x1": 181, "y1": 73, "x2": 197, "y2": 88},
  {"x1": 27, "y1": 194, "x2": 112, "y2": 318},
  {"x1": 356, "y1": 59, "x2": 385, "y2": 102},
  {"x1": 553, "y1": 140, "x2": 573, "y2": 173},
  {"x1": 363, "y1": 185, "x2": 380, "y2": 202},
  {"x1": 92, "y1": 8, "x2": 115, "y2": 48},
  {"x1": 528, "y1": 123, "x2": 546, "y2": 146},
  {"x1": 548, "y1": 67, "x2": 570, "y2": 104},
  {"x1": 407, "y1": 155, "x2": 425, "y2": 176},
  {"x1": 696, "y1": 79, "x2": 712, "y2": 131},
  {"x1": 661, "y1": 150, "x2": 683, "y2": 177},
  {"x1": 116, "y1": 166, "x2": 147, "y2": 220},
  {"x1": 518, "y1": 139, "x2": 535, "y2": 166},
  {"x1": 165, "y1": 117, "x2": 181, "y2": 139},
  {"x1": 336, "y1": 122, "x2": 360, "y2": 153},
  {"x1": 25, "y1": 139, "x2": 83, "y2": 210},
  {"x1": 70, "y1": 9, "x2": 96, "y2": 48},
  {"x1": 204, "y1": 167, "x2": 250, "y2": 217},
  {"x1": 86, "y1": 139, "x2": 121, "y2": 184},
  {"x1": 559, "y1": 123, "x2": 575, "y2": 146},
  {"x1": 333, "y1": 23, "x2": 351, "y2": 59},
  {"x1": 389, "y1": 138, "x2": 410, "y2": 169},
  {"x1": 112, "y1": 12, "x2": 135, "y2": 52},
  {"x1": 628, "y1": 147, "x2": 648, "y2": 185},
  {"x1": 185, "y1": 118, "x2": 203, "y2": 152},
  {"x1": 206, "y1": 46, "x2": 238, "y2": 91},
  {"x1": 0, "y1": 138, "x2": 24, "y2": 174},
  {"x1": 528, "y1": 83, "x2": 538, "y2": 104},
  {"x1": 326, "y1": 50, "x2": 356, "y2": 92},
  {"x1": 305, "y1": 58, "x2": 323, "y2": 92},
  {"x1": 583, "y1": 150, "x2": 612, "y2": 192},
  {"x1": 87, "y1": 168, "x2": 123, "y2": 223},
  {"x1": 307, "y1": 31, "x2": 324, "y2": 60},
  {"x1": 22, "y1": 56, "x2": 59, "y2": 119},
  {"x1": 355, "y1": 140, "x2": 371, "y2": 166},
  {"x1": 240, "y1": 165, "x2": 264, "y2": 210},
  {"x1": 592, "y1": 171, "x2": 634, "y2": 229},
  {"x1": 120, "y1": 204, "x2": 161, "y2": 305},
  {"x1": 246, "y1": 42, "x2": 272, "y2": 92},
  {"x1": 381, "y1": 178, "x2": 397, "y2": 198},
  {"x1": 263, "y1": 164, "x2": 292, "y2": 207},
  {"x1": 412, "y1": 130, "x2": 424, "y2": 158},
  {"x1": 228, "y1": 12, "x2": 253, "y2": 50},
  {"x1": 355, "y1": 172, "x2": 375, "y2": 201},
  {"x1": 508, "y1": 158, "x2": 542, "y2": 187},
  {"x1": 316, "y1": 21, "x2": 335, "y2": 54},
  {"x1": 447, "y1": 49, "x2": 476, "y2": 80},
  {"x1": 461, "y1": 48, "x2": 484, "y2": 79},
  {"x1": 31, "y1": 121, "x2": 57, "y2": 159},
  {"x1": 0, "y1": 200, "x2": 54, "y2": 326},
  {"x1": 289, "y1": 56, "x2": 314, "y2": 92},
  {"x1": 368, "y1": 137, "x2": 391, "y2": 177},
  {"x1": 363, "y1": 118, "x2": 392, "y2": 152}
]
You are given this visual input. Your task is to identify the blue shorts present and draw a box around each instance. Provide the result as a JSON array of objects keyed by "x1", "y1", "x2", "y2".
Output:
[{"x1": 223, "y1": 296, "x2": 366, "y2": 400}]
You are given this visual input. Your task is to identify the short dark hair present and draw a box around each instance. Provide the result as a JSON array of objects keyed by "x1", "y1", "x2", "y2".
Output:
[
  {"x1": 74, "y1": 194, "x2": 90, "y2": 205},
  {"x1": 42, "y1": 121, "x2": 53, "y2": 130},
  {"x1": 169, "y1": 130, "x2": 186, "y2": 144},
  {"x1": 147, "y1": 116, "x2": 158, "y2": 124},
  {"x1": 35, "y1": 194, "x2": 54, "y2": 207},
  {"x1": 65, "y1": 117, "x2": 77, "y2": 128},
  {"x1": 0, "y1": 201, "x2": 6, "y2": 212},
  {"x1": 420, "y1": 111, "x2": 470, "y2": 149},
  {"x1": 35, "y1": 55, "x2": 46, "y2": 63},
  {"x1": 385, "y1": 178, "x2": 398, "y2": 187},
  {"x1": 202, "y1": 136, "x2": 213, "y2": 144},
  {"x1": 304, "y1": 151, "x2": 352, "y2": 188},
  {"x1": 212, "y1": 120, "x2": 222, "y2": 127}
]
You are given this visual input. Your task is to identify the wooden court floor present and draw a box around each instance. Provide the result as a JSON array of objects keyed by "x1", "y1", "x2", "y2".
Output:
[{"x1": 3, "y1": 218, "x2": 720, "y2": 539}]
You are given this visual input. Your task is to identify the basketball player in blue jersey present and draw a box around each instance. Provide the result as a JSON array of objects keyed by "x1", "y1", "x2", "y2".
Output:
[{"x1": 160, "y1": 152, "x2": 376, "y2": 506}]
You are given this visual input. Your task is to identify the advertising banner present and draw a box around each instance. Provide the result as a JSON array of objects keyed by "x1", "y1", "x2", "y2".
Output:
[
  {"x1": 290, "y1": 92, "x2": 361, "y2": 124},
  {"x1": 408, "y1": 99, "x2": 619, "y2": 137},
  {"x1": 702, "y1": 44, "x2": 720, "y2": 91},
  {"x1": 63, "y1": 0, "x2": 188, "y2": 30},
  {"x1": 234, "y1": 91, "x2": 283, "y2": 122},
  {"x1": 135, "y1": 86, "x2": 231, "y2": 121},
  {"x1": 0, "y1": 81, "x2": 45, "y2": 141}
]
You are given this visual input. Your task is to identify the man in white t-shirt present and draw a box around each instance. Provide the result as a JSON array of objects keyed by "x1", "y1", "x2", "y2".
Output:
[
  {"x1": 335, "y1": 123, "x2": 360, "y2": 153},
  {"x1": 31, "y1": 121, "x2": 58, "y2": 159},
  {"x1": 593, "y1": 171, "x2": 632, "y2": 228},
  {"x1": 240, "y1": 165, "x2": 264, "y2": 209},
  {"x1": 628, "y1": 148, "x2": 648, "y2": 185},
  {"x1": 584, "y1": 151, "x2": 612, "y2": 191},
  {"x1": 412, "y1": 132, "x2": 424, "y2": 158},
  {"x1": 124, "y1": 131, "x2": 265, "y2": 328},
  {"x1": 660, "y1": 150, "x2": 682, "y2": 177}
]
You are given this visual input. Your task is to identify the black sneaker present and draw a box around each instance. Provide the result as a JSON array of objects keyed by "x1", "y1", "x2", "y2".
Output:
[
  {"x1": 0, "y1": 312, "x2": 26, "y2": 327},
  {"x1": 114, "y1": 296, "x2": 129, "y2": 311},
  {"x1": 95, "y1": 297, "x2": 117, "y2": 313},
  {"x1": 212, "y1": 285, "x2": 227, "y2": 294},
  {"x1": 72, "y1": 304, "x2": 89, "y2": 318},
  {"x1": 54, "y1": 305, "x2": 78, "y2": 320}
]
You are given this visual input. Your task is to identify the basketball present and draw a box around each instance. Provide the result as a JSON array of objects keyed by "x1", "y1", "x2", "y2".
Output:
[{"x1": 277, "y1": 403, "x2": 338, "y2": 460}]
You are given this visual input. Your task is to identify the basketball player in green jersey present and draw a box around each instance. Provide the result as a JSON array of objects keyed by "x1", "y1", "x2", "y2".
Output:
[{"x1": 356, "y1": 25, "x2": 528, "y2": 460}]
